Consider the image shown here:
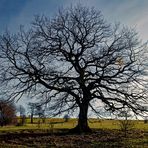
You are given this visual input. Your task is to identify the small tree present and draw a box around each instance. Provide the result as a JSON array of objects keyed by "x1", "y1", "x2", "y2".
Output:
[
  {"x1": 0, "y1": 100, "x2": 17, "y2": 126},
  {"x1": 28, "y1": 102, "x2": 37, "y2": 124},
  {"x1": 17, "y1": 105, "x2": 26, "y2": 126},
  {"x1": 144, "y1": 116, "x2": 148, "y2": 124},
  {"x1": 18, "y1": 105, "x2": 26, "y2": 116},
  {"x1": 36, "y1": 104, "x2": 46, "y2": 124},
  {"x1": 64, "y1": 114, "x2": 70, "y2": 122},
  {"x1": 118, "y1": 109, "x2": 135, "y2": 137}
]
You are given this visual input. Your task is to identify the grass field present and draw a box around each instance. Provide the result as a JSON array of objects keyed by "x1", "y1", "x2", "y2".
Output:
[
  {"x1": 0, "y1": 118, "x2": 147, "y2": 131},
  {"x1": 0, "y1": 118, "x2": 147, "y2": 147}
]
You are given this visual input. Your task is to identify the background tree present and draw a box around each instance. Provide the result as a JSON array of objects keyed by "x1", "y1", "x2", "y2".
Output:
[
  {"x1": 18, "y1": 105, "x2": 26, "y2": 117},
  {"x1": 28, "y1": 102, "x2": 37, "y2": 124},
  {"x1": 35, "y1": 104, "x2": 46, "y2": 123},
  {"x1": 17, "y1": 105, "x2": 26, "y2": 125},
  {"x1": 64, "y1": 114, "x2": 70, "y2": 122},
  {"x1": 117, "y1": 109, "x2": 135, "y2": 137},
  {"x1": 0, "y1": 5, "x2": 147, "y2": 132},
  {"x1": 0, "y1": 100, "x2": 17, "y2": 126}
]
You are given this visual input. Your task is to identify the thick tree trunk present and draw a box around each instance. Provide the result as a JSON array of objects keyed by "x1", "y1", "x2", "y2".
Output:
[{"x1": 70, "y1": 102, "x2": 91, "y2": 133}]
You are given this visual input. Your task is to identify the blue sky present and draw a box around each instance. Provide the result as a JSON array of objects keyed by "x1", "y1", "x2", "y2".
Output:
[
  {"x1": 0, "y1": 0, "x2": 148, "y2": 42},
  {"x1": 0, "y1": 0, "x2": 148, "y2": 115}
]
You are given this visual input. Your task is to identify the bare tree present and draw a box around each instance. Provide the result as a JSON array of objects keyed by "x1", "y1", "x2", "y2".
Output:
[
  {"x1": 0, "y1": 5, "x2": 147, "y2": 132},
  {"x1": 118, "y1": 109, "x2": 135, "y2": 137},
  {"x1": 64, "y1": 114, "x2": 70, "y2": 122},
  {"x1": 17, "y1": 105, "x2": 26, "y2": 125},
  {"x1": 0, "y1": 100, "x2": 17, "y2": 126},
  {"x1": 28, "y1": 102, "x2": 37, "y2": 124},
  {"x1": 36, "y1": 104, "x2": 46, "y2": 123},
  {"x1": 18, "y1": 105, "x2": 26, "y2": 117}
]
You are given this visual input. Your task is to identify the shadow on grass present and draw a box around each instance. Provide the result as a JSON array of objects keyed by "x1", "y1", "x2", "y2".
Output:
[{"x1": 0, "y1": 129, "x2": 147, "y2": 147}]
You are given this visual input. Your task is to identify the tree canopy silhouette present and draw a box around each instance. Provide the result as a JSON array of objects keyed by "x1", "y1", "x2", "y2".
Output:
[{"x1": 0, "y1": 5, "x2": 147, "y2": 132}]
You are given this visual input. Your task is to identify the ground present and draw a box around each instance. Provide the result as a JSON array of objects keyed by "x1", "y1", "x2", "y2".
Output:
[{"x1": 0, "y1": 118, "x2": 147, "y2": 147}]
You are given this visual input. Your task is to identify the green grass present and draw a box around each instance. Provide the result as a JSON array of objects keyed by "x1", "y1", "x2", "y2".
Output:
[
  {"x1": 89, "y1": 119, "x2": 148, "y2": 130},
  {"x1": 0, "y1": 118, "x2": 147, "y2": 147},
  {"x1": 0, "y1": 118, "x2": 147, "y2": 132}
]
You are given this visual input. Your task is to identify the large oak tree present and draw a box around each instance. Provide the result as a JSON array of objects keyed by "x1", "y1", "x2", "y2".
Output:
[{"x1": 0, "y1": 5, "x2": 147, "y2": 132}]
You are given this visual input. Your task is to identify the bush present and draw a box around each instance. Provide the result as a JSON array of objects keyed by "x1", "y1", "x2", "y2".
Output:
[{"x1": 119, "y1": 120, "x2": 135, "y2": 137}]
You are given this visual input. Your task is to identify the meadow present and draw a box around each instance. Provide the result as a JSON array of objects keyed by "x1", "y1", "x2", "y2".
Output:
[{"x1": 0, "y1": 118, "x2": 147, "y2": 147}]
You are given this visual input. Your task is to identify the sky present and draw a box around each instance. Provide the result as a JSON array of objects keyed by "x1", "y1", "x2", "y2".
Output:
[
  {"x1": 0, "y1": 0, "x2": 148, "y2": 113},
  {"x1": 0, "y1": 0, "x2": 148, "y2": 42}
]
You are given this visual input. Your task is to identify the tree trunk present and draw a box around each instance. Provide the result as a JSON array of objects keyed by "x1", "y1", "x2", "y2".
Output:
[
  {"x1": 31, "y1": 114, "x2": 33, "y2": 124},
  {"x1": 70, "y1": 102, "x2": 91, "y2": 133}
]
